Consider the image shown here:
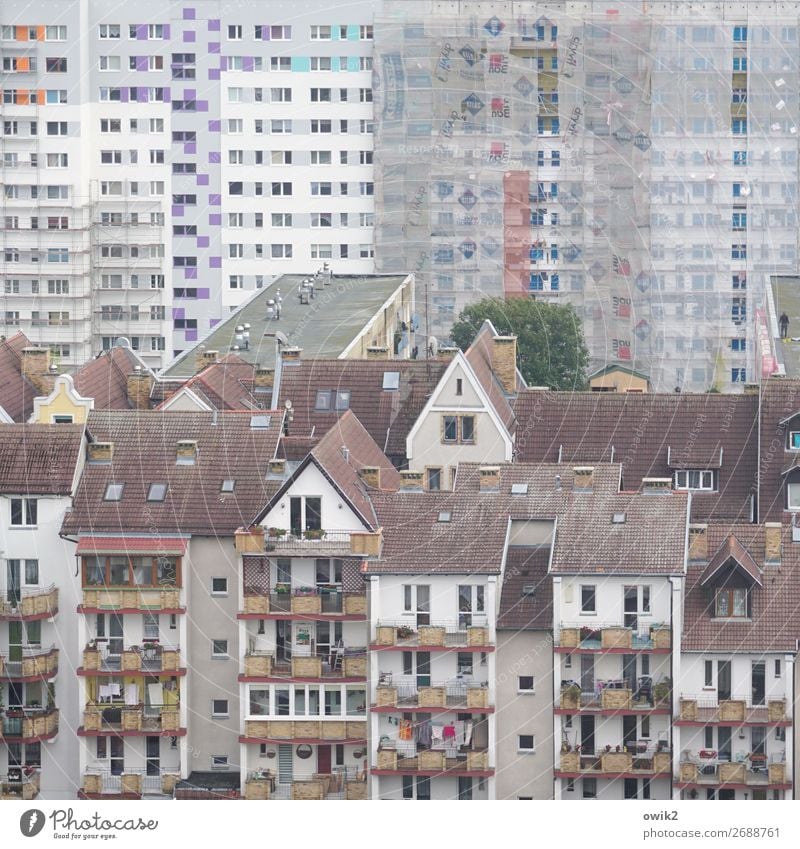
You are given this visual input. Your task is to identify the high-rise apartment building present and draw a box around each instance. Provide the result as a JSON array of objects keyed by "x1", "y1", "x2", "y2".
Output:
[
  {"x1": 1, "y1": 0, "x2": 381, "y2": 368},
  {"x1": 373, "y1": 0, "x2": 800, "y2": 392}
]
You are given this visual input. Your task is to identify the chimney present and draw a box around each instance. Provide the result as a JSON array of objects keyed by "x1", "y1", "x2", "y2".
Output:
[
  {"x1": 21, "y1": 347, "x2": 52, "y2": 395},
  {"x1": 479, "y1": 465, "x2": 501, "y2": 492},
  {"x1": 399, "y1": 470, "x2": 424, "y2": 492},
  {"x1": 281, "y1": 346, "x2": 302, "y2": 364},
  {"x1": 126, "y1": 369, "x2": 153, "y2": 410},
  {"x1": 87, "y1": 441, "x2": 114, "y2": 464},
  {"x1": 176, "y1": 440, "x2": 198, "y2": 465},
  {"x1": 573, "y1": 466, "x2": 594, "y2": 491},
  {"x1": 642, "y1": 477, "x2": 672, "y2": 494},
  {"x1": 743, "y1": 383, "x2": 760, "y2": 395},
  {"x1": 437, "y1": 346, "x2": 459, "y2": 361},
  {"x1": 491, "y1": 335, "x2": 518, "y2": 395},
  {"x1": 688, "y1": 525, "x2": 708, "y2": 561},
  {"x1": 268, "y1": 458, "x2": 286, "y2": 478},
  {"x1": 358, "y1": 466, "x2": 381, "y2": 489},
  {"x1": 765, "y1": 522, "x2": 782, "y2": 565},
  {"x1": 194, "y1": 348, "x2": 219, "y2": 373},
  {"x1": 366, "y1": 345, "x2": 390, "y2": 360},
  {"x1": 254, "y1": 366, "x2": 275, "y2": 389}
]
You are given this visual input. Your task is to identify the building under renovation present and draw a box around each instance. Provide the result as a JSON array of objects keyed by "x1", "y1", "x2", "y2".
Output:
[{"x1": 373, "y1": 0, "x2": 800, "y2": 391}]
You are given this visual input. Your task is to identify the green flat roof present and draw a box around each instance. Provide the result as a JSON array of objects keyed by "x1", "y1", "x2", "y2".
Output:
[{"x1": 162, "y1": 273, "x2": 410, "y2": 377}]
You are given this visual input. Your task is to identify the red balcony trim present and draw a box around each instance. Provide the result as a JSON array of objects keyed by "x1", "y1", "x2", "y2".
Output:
[
  {"x1": 239, "y1": 735, "x2": 367, "y2": 745},
  {"x1": 674, "y1": 780, "x2": 792, "y2": 791},
  {"x1": 674, "y1": 719, "x2": 791, "y2": 728},
  {"x1": 555, "y1": 770, "x2": 671, "y2": 780},
  {"x1": 369, "y1": 645, "x2": 495, "y2": 653},
  {"x1": 78, "y1": 792, "x2": 141, "y2": 800},
  {"x1": 370, "y1": 705, "x2": 495, "y2": 715},
  {"x1": 371, "y1": 768, "x2": 494, "y2": 778},
  {"x1": 237, "y1": 613, "x2": 366, "y2": 622},
  {"x1": 554, "y1": 646, "x2": 670, "y2": 655},
  {"x1": 554, "y1": 707, "x2": 671, "y2": 717},
  {"x1": 0, "y1": 610, "x2": 57, "y2": 623}
]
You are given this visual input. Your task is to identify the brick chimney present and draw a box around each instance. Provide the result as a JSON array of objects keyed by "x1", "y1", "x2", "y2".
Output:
[
  {"x1": 573, "y1": 466, "x2": 594, "y2": 491},
  {"x1": 195, "y1": 348, "x2": 219, "y2": 373},
  {"x1": 437, "y1": 346, "x2": 459, "y2": 361},
  {"x1": 765, "y1": 522, "x2": 781, "y2": 565},
  {"x1": 281, "y1": 346, "x2": 302, "y2": 363},
  {"x1": 366, "y1": 345, "x2": 390, "y2": 360},
  {"x1": 21, "y1": 347, "x2": 52, "y2": 395},
  {"x1": 642, "y1": 477, "x2": 672, "y2": 494},
  {"x1": 87, "y1": 442, "x2": 114, "y2": 464},
  {"x1": 399, "y1": 470, "x2": 424, "y2": 492},
  {"x1": 358, "y1": 466, "x2": 381, "y2": 489},
  {"x1": 176, "y1": 440, "x2": 198, "y2": 465},
  {"x1": 254, "y1": 366, "x2": 275, "y2": 389},
  {"x1": 491, "y1": 335, "x2": 517, "y2": 395},
  {"x1": 688, "y1": 525, "x2": 708, "y2": 561},
  {"x1": 126, "y1": 369, "x2": 153, "y2": 410},
  {"x1": 479, "y1": 466, "x2": 501, "y2": 492},
  {"x1": 268, "y1": 458, "x2": 286, "y2": 478}
]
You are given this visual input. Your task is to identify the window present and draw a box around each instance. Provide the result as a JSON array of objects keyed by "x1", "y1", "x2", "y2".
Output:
[
  {"x1": 441, "y1": 415, "x2": 475, "y2": 444},
  {"x1": 311, "y1": 25, "x2": 331, "y2": 40},
  {"x1": 228, "y1": 25, "x2": 242, "y2": 40},
  {"x1": 10, "y1": 498, "x2": 38, "y2": 526},
  {"x1": 674, "y1": 470, "x2": 715, "y2": 491},
  {"x1": 104, "y1": 483, "x2": 124, "y2": 501},
  {"x1": 704, "y1": 660, "x2": 713, "y2": 687},
  {"x1": 775, "y1": 659, "x2": 782, "y2": 678},
  {"x1": 715, "y1": 587, "x2": 748, "y2": 618},
  {"x1": 311, "y1": 119, "x2": 332, "y2": 134},
  {"x1": 212, "y1": 699, "x2": 229, "y2": 718},
  {"x1": 732, "y1": 368, "x2": 747, "y2": 384},
  {"x1": 147, "y1": 483, "x2": 168, "y2": 502},
  {"x1": 211, "y1": 756, "x2": 228, "y2": 770},
  {"x1": 518, "y1": 676, "x2": 535, "y2": 693},
  {"x1": 518, "y1": 735, "x2": 535, "y2": 753},
  {"x1": 272, "y1": 213, "x2": 292, "y2": 228},
  {"x1": 580, "y1": 585, "x2": 596, "y2": 613},
  {"x1": 271, "y1": 88, "x2": 291, "y2": 103},
  {"x1": 360, "y1": 25, "x2": 373, "y2": 40},
  {"x1": 311, "y1": 88, "x2": 331, "y2": 102},
  {"x1": 99, "y1": 24, "x2": 120, "y2": 39},
  {"x1": 426, "y1": 468, "x2": 442, "y2": 492},
  {"x1": 211, "y1": 639, "x2": 229, "y2": 657},
  {"x1": 46, "y1": 25, "x2": 67, "y2": 40},
  {"x1": 271, "y1": 244, "x2": 292, "y2": 258},
  {"x1": 733, "y1": 25, "x2": 748, "y2": 42},
  {"x1": 271, "y1": 182, "x2": 292, "y2": 196},
  {"x1": 211, "y1": 577, "x2": 228, "y2": 595}
]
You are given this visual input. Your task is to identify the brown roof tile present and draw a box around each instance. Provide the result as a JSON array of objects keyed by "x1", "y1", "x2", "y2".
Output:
[
  {"x1": 0, "y1": 424, "x2": 84, "y2": 494},
  {"x1": 62, "y1": 411, "x2": 282, "y2": 537},
  {"x1": 0, "y1": 332, "x2": 38, "y2": 422},
  {"x1": 278, "y1": 359, "x2": 446, "y2": 459},
  {"x1": 700, "y1": 534, "x2": 762, "y2": 586},
  {"x1": 514, "y1": 390, "x2": 758, "y2": 522},
  {"x1": 464, "y1": 322, "x2": 515, "y2": 431},
  {"x1": 758, "y1": 379, "x2": 800, "y2": 521},
  {"x1": 73, "y1": 347, "x2": 143, "y2": 410},
  {"x1": 498, "y1": 546, "x2": 553, "y2": 630},
  {"x1": 682, "y1": 523, "x2": 800, "y2": 652},
  {"x1": 160, "y1": 353, "x2": 260, "y2": 411}
]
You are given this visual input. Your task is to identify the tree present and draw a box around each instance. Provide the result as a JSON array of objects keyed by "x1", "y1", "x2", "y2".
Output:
[{"x1": 450, "y1": 297, "x2": 589, "y2": 390}]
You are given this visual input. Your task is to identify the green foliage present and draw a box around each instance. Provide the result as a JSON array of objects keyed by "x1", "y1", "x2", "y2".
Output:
[{"x1": 450, "y1": 298, "x2": 589, "y2": 390}]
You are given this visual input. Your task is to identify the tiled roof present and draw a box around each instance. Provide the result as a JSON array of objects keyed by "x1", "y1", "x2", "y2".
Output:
[
  {"x1": 73, "y1": 347, "x2": 143, "y2": 410},
  {"x1": 464, "y1": 322, "x2": 515, "y2": 431},
  {"x1": 278, "y1": 435, "x2": 320, "y2": 460},
  {"x1": 498, "y1": 546, "x2": 553, "y2": 631},
  {"x1": 278, "y1": 359, "x2": 446, "y2": 459},
  {"x1": 683, "y1": 523, "x2": 800, "y2": 652},
  {"x1": 62, "y1": 411, "x2": 282, "y2": 537},
  {"x1": 0, "y1": 424, "x2": 84, "y2": 494},
  {"x1": 0, "y1": 332, "x2": 38, "y2": 422},
  {"x1": 758, "y1": 378, "x2": 800, "y2": 521},
  {"x1": 159, "y1": 353, "x2": 260, "y2": 411},
  {"x1": 700, "y1": 534, "x2": 762, "y2": 586},
  {"x1": 514, "y1": 389, "x2": 758, "y2": 522},
  {"x1": 453, "y1": 462, "x2": 622, "y2": 497},
  {"x1": 309, "y1": 410, "x2": 401, "y2": 528},
  {"x1": 75, "y1": 536, "x2": 188, "y2": 555}
]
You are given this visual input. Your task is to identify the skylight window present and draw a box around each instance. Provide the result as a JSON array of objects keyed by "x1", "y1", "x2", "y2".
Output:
[
  {"x1": 148, "y1": 483, "x2": 168, "y2": 502},
  {"x1": 383, "y1": 371, "x2": 400, "y2": 390},
  {"x1": 104, "y1": 482, "x2": 124, "y2": 501},
  {"x1": 612, "y1": 512, "x2": 627, "y2": 524},
  {"x1": 511, "y1": 483, "x2": 529, "y2": 495},
  {"x1": 250, "y1": 414, "x2": 271, "y2": 429},
  {"x1": 438, "y1": 511, "x2": 451, "y2": 523},
  {"x1": 221, "y1": 479, "x2": 235, "y2": 492}
]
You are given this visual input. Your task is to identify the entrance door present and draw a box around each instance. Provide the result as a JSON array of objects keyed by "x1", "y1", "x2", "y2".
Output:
[
  {"x1": 278, "y1": 744, "x2": 293, "y2": 783},
  {"x1": 622, "y1": 654, "x2": 637, "y2": 691},
  {"x1": 109, "y1": 737, "x2": 124, "y2": 775},
  {"x1": 109, "y1": 614, "x2": 124, "y2": 656},
  {"x1": 580, "y1": 715, "x2": 595, "y2": 754},
  {"x1": 623, "y1": 586, "x2": 638, "y2": 630},
  {"x1": 317, "y1": 622, "x2": 343, "y2": 668},
  {"x1": 6, "y1": 560, "x2": 21, "y2": 606},
  {"x1": 751, "y1": 662, "x2": 765, "y2": 706},
  {"x1": 717, "y1": 727, "x2": 732, "y2": 762},
  {"x1": 276, "y1": 620, "x2": 291, "y2": 662},
  {"x1": 318, "y1": 745, "x2": 332, "y2": 774},
  {"x1": 717, "y1": 660, "x2": 732, "y2": 700},
  {"x1": 403, "y1": 585, "x2": 430, "y2": 626},
  {"x1": 622, "y1": 715, "x2": 637, "y2": 749},
  {"x1": 145, "y1": 736, "x2": 160, "y2": 776},
  {"x1": 624, "y1": 777, "x2": 638, "y2": 799},
  {"x1": 580, "y1": 655, "x2": 595, "y2": 693},
  {"x1": 8, "y1": 622, "x2": 23, "y2": 663}
]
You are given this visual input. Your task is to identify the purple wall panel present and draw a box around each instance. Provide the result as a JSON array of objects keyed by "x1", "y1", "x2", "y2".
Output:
[
  {"x1": 197, "y1": 236, "x2": 210, "y2": 248},
  {"x1": 209, "y1": 257, "x2": 222, "y2": 268},
  {"x1": 183, "y1": 8, "x2": 196, "y2": 20},
  {"x1": 208, "y1": 19, "x2": 220, "y2": 31},
  {"x1": 208, "y1": 68, "x2": 220, "y2": 80},
  {"x1": 198, "y1": 288, "x2": 211, "y2": 300},
  {"x1": 243, "y1": 56, "x2": 254, "y2": 72},
  {"x1": 208, "y1": 42, "x2": 220, "y2": 53},
  {"x1": 137, "y1": 87, "x2": 149, "y2": 103},
  {"x1": 136, "y1": 56, "x2": 147, "y2": 71},
  {"x1": 207, "y1": 119, "x2": 221, "y2": 132},
  {"x1": 183, "y1": 88, "x2": 196, "y2": 99},
  {"x1": 183, "y1": 31, "x2": 196, "y2": 43},
  {"x1": 163, "y1": 25, "x2": 171, "y2": 39},
  {"x1": 197, "y1": 174, "x2": 209, "y2": 186},
  {"x1": 209, "y1": 194, "x2": 221, "y2": 206},
  {"x1": 171, "y1": 205, "x2": 184, "y2": 217},
  {"x1": 184, "y1": 267, "x2": 198, "y2": 279},
  {"x1": 184, "y1": 142, "x2": 196, "y2": 154},
  {"x1": 136, "y1": 24, "x2": 147, "y2": 39},
  {"x1": 185, "y1": 329, "x2": 198, "y2": 342},
  {"x1": 208, "y1": 151, "x2": 220, "y2": 164},
  {"x1": 119, "y1": 88, "x2": 129, "y2": 102},
  {"x1": 208, "y1": 213, "x2": 222, "y2": 225},
  {"x1": 172, "y1": 307, "x2": 185, "y2": 319},
  {"x1": 210, "y1": 318, "x2": 221, "y2": 327}
]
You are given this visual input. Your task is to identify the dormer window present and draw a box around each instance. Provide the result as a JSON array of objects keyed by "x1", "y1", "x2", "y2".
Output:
[
  {"x1": 714, "y1": 587, "x2": 749, "y2": 618},
  {"x1": 674, "y1": 470, "x2": 714, "y2": 491},
  {"x1": 790, "y1": 431, "x2": 800, "y2": 449}
]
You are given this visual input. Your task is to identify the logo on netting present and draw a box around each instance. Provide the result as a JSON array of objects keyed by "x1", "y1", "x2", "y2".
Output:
[
  {"x1": 513, "y1": 75, "x2": 534, "y2": 97},
  {"x1": 481, "y1": 236, "x2": 500, "y2": 255},
  {"x1": 562, "y1": 245, "x2": 582, "y2": 262},
  {"x1": 635, "y1": 320, "x2": 651, "y2": 341},
  {"x1": 459, "y1": 45, "x2": 481, "y2": 66},
  {"x1": 517, "y1": 121, "x2": 534, "y2": 145},
  {"x1": 484, "y1": 16, "x2": 505, "y2": 37},
  {"x1": 589, "y1": 261, "x2": 606, "y2": 281},
  {"x1": 434, "y1": 181, "x2": 454, "y2": 199},
  {"x1": 462, "y1": 93, "x2": 484, "y2": 115},
  {"x1": 458, "y1": 189, "x2": 477, "y2": 209},
  {"x1": 613, "y1": 127, "x2": 633, "y2": 143},
  {"x1": 459, "y1": 240, "x2": 477, "y2": 259},
  {"x1": 614, "y1": 76, "x2": 634, "y2": 94},
  {"x1": 635, "y1": 272, "x2": 652, "y2": 293},
  {"x1": 560, "y1": 192, "x2": 580, "y2": 212},
  {"x1": 633, "y1": 131, "x2": 652, "y2": 151}
]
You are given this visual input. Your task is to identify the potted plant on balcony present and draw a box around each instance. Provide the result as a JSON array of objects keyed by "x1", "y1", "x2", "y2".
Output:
[
  {"x1": 396, "y1": 625, "x2": 415, "y2": 640},
  {"x1": 267, "y1": 527, "x2": 287, "y2": 539},
  {"x1": 275, "y1": 583, "x2": 290, "y2": 594},
  {"x1": 560, "y1": 683, "x2": 581, "y2": 710},
  {"x1": 303, "y1": 528, "x2": 326, "y2": 541},
  {"x1": 295, "y1": 586, "x2": 316, "y2": 596},
  {"x1": 654, "y1": 677, "x2": 672, "y2": 706}
]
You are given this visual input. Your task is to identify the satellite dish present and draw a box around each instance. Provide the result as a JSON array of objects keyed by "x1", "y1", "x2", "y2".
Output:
[
  {"x1": 275, "y1": 331, "x2": 289, "y2": 346},
  {"x1": 428, "y1": 336, "x2": 439, "y2": 357},
  {"x1": 284, "y1": 399, "x2": 293, "y2": 410}
]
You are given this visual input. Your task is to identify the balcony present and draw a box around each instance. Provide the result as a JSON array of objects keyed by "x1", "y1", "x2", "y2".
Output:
[
  {"x1": 80, "y1": 768, "x2": 181, "y2": 799},
  {"x1": 80, "y1": 704, "x2": 183, "y2": 736},
  {"x1": 677, "y1": 757, "x2": 789, "y2": 788},
  {"x1": 558, "y1": 678, "x2": 671, "y2": 713},
  {"x1": 241, "y1": 589, "x2": 367, "y2": 619},
  {"x1": 373, "y1": 748, "x2": 493, "y2": 776},
  {"x1": 372, "y1": 621, "x2": 493, "y2": 650},
  {"x1": 0, "y1": 586, "x2": 59, "y2": 620},
  {"x1": 241, "y1": 720, "x2": 367, "y2": 743},
  {"x1": 374, "y1": 681, "x2": 492, "y2": 712},
  {"x1": 0, "y1": 708, "x2": 59, "y2": 742},
  {"x1": 0, "y1": 769, "x2": 40, "y2": 800},
  {"x1": 0, "y1": 647, "x2": 58, "y2": 681},
  {"x1": 556, "y1": 623, "x2": 671, "y2": 652},
  {"x1": 244, "y1": 767, "x2": 364, "y2": 800},
  {"x1": 557, "y1": 747, "x2": 672, "y2": 777},
  {"x1": 80, "y1": 586, "x2": 182, "y2": 612},
  {"x1": 236, "y1": 527, "x2": 382, "y2": 557},
  {"x1": 241, "y1": 651, "x2": 367, "y2": 680},
  {"x1": 677, "y1": 696, "x2": 790, "y2": 726},
  {"x1": 79, "y1": 643, "x2": 183, "y2": 676}
]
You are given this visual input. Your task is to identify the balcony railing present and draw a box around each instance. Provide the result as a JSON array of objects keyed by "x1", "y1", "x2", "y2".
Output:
[
  {"x1": 81, "y1": 586, "x2": 182, "y2": 610},
  {"x1": 243, "y1": 719, "x2": 367, "y2": 741},
  {"x1": 678, "y1": 696, "x2": 789, "y2": 724},
  {"x1": 242, "y1": 589, "x2": 367, "y2": 617},
  {"x1": 236, "y1": 528, "x2": 382, "y2": 558},
  {"x1": 81, "y1": 704, "x2": 181, "y2": 734},
  {"x1": 556, "y1": 623, "x2": 671, "y2": 650},
  {"x1": 558, "y1": 747, "x2": 672, "y2": 775},
  {"x1": 82, "y1": 644, "x2": 182, "y2": 674},
  {"x1": 373, "y1": 620, "x2": 492, "y2": 648},
  {"x1": 242, "y1": 650, "x2": 367, "y2": 679},
  {"x1": 559, "y1": 678, "x2": 671, "y2": 711},
  {"x1": 244, "y1": 767, "x2": 362, "y2": 800},
  {"x1": 375, "y1": 680, "x2": 491, "y2": 710},
  {"x1": 0, "y1": 646, "x2": 58, "y2": 679},
  {"x1": 0, "y1": 769, "x2": 40, "y2": 800},
  {"x1": 0, "y1": 708, "x2": 59, "y2": 740},
  {"x1": 0, "y1": 585, "x2": 59, "y2": 619},
  {"x1": 82, "y1": 768, "x2": 181, "y2": 797},
  {"x1": 678, "y1": 756, "x2": 788, "y2": 786},
  {"x1": 374, "y1": 748, "x2": 492, "y2": 774}
]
